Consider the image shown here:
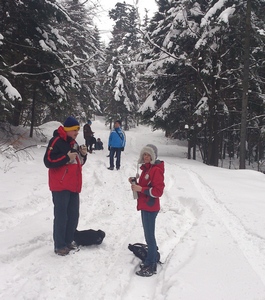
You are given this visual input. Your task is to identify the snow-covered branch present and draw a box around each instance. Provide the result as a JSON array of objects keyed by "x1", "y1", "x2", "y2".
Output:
[{"x1": 9, "y1": 52, "x2": 98, "y2": 77}]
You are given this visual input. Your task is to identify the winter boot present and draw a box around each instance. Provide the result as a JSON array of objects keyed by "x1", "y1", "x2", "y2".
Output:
[
  {"x1": 136, "y1": 264, "x2": 156, "y2": 277},
  {"x1": 54, "y1": 247, "x2": 70, "y2": 256},
  {"x1": 67, "y1": 241, "x2": 78, "y2": 251},
  {"x1": 140, "y1": 263, "x2": 157, "y2": 273}
]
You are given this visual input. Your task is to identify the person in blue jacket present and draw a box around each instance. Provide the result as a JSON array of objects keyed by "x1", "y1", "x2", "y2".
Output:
[{"x1": 107, "y1": 120, "x2": 126, "y2": 170}]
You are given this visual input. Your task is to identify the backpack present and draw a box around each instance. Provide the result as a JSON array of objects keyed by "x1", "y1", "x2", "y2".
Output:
[
  {"x1": 128, "y1": 243, "x2": 161, "y2": 263},
  {"x1": 74, "y1": 229, "x2": 105, "y2": 246}
]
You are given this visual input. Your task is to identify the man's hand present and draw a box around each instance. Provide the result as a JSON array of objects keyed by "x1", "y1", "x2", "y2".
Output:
[
  {"x1": 80, "y1": 145, "x2": 87, "y2": 156},
  {"x1": 67, "y1": 151, "x2": 77, "y2": 162}
]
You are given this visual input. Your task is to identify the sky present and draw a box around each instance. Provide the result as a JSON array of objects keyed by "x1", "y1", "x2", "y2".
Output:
[
  {"x1": 1, "y1": 116, "x2": 265, "y2": 299},
  {"x1": 94, "y1": 0, "x2": 158, "y2": 43}
]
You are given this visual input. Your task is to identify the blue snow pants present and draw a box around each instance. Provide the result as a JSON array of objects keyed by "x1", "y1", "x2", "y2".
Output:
[{"x1": 52, "y1": 190, "x2": 79, "y2": 250}]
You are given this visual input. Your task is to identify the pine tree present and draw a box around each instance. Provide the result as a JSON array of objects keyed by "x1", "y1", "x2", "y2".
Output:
[
  {"x1": 141, "y1": 0, "x2": 265, "y2": 166},
  {"x1": 194, "y1": 0, "x2": 265, "y2": 166},
  {"x1": 102, "y1": 2, "x2": 141, "y2": 130},
  {"x1": 140, "y1": 0, "x2": 200, "y2": 137},
  {"x1": 0, "y1": 0, "x2": 103, "y2": 132},
  {"x1": 0, "y1": 0, "x2": 70, "y2": 126},
  {"x1": 47, "y1": 0, "x2": 103, "y2": 122}
]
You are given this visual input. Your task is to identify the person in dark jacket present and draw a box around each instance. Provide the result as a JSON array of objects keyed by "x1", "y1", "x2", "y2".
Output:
[
  {"x1": 107, "y1": 120, "x2": 126, "y2": 170},
  {"x1": 83, "y1": 119, "x2": 96, "y2": 153},
  {"x1": 129, "y1": 144, "x2": 165, "y2": 277},
  {"x1": 44, "y1": 116, "x2": 87, "y2": 256},
  {"x1": 95, "y1": 138, "x2": 104, "y2": 150}
]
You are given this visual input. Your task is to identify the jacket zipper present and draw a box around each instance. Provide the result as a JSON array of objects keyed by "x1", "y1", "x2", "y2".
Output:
[{"x1": 60, "y1": 168, "x2": 68, "y2": 183}]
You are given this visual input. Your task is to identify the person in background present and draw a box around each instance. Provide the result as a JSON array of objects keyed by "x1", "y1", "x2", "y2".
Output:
[
  {"x1": 95, "y1": 138, "x2": 104, "y2": 150},
  {"x1": 44, "y1": 116, "x2": 87, "y2": 256},
  {"x1": 129, "y1": 144, "x2": 165, "y2": 277},
  {"x1": 107, "y1": 120, "x2": 126, "y2": 170},
  {"x1": 83, "y1": 119, "x2": 96, "y2": 153}
]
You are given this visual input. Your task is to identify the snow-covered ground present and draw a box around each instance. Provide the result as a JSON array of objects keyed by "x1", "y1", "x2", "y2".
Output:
[{"x1": 1, "y1": 116, "x2": 265, "y2": 300}]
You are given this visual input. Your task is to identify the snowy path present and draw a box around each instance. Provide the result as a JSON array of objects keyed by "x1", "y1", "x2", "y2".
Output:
[
  {"x1": 187, "y1": 167, "x2": 265, "y2": 286},
  {"x1": 1, "y1": 118, "x2": 265, "y2": 299}
]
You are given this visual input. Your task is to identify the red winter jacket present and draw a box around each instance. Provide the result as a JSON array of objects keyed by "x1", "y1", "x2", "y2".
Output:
[
  {"x1": 44, "y1": 126, "x2": 86, "y2": 193},
  {"x1": 136, "y1": 161, "x2": 165, "y2": 212}
]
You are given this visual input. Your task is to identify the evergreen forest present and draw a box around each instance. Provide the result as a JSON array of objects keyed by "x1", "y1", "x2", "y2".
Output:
[{"x1": 0, "y1": 0, "x2": 264, "y2": 169}]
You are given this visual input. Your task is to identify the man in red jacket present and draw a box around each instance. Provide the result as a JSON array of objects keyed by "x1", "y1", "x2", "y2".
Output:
[
  {"x1": 129, "y1": 144, "x2": 165, "y2": 277},
  {"x1": 44, "y1": 116, "x2": 87, "y2": 256}
]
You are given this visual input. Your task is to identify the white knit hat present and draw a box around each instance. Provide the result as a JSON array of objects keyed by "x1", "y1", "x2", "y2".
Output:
[{"x1": 138, "y1": 144, "x2": 158, "y2": 164}]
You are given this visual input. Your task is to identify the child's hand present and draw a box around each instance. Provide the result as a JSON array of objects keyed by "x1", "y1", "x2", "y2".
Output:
[
  {"x1": 128, "y1": 177, "x2": 136, "y2": 184},
  {"x1": 131, "y1": 184, "x2": 142, "y2": 192}
]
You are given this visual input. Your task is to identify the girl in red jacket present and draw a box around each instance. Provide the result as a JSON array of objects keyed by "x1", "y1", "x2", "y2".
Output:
[
  {"x1": 44, "y1": 116, "x2": 87, "y2": 256},
  {"x1": 129, "y1": 144, "x2": 165, "y2": 276}
]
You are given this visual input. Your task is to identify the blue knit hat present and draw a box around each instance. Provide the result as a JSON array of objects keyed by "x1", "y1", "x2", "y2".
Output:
[{"x1": 63, "y1": 116, "x2": 80, "y2": 131}]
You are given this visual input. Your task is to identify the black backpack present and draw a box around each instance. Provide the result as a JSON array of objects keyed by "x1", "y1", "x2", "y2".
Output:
[
  {"x1": 74, "y1": 229, "x2": 105, "y2": 246},
  {"x1": 128, "y1": 243, "x2": 161, "y2": 263}
]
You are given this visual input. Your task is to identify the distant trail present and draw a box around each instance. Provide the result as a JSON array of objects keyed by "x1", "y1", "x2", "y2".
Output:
[{"x1": 187, "y1": 168, "x2": 265, "y2": 285}]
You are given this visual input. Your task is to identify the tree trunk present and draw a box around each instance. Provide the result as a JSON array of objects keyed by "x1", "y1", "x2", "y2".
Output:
[
  {"x1": 11, "y1": 100, "x2": 22, "y2": 126},
  {"x1": 239, "y1": 0, "x2": 251, "y2": 169},
  {"x1": 206, "y1": 52, "x2": 220, "y2": 167},
  {"x1": 193, "y1": 142, "x2": 196, "y2": 160},
  {"x1": 188, "y1": 140, "x2": 192, "y2": 159},
  {"x1": 9, "y1": 78, "x2": 25, "y2": 126},
  {"x1": 207, "y1": 118, "x2": 219, "y2": 166},
  {"x1": 29, "y1": 85, "x2": 37, "y2": 138}
]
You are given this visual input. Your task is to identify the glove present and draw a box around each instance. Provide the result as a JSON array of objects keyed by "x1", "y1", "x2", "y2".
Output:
[
  {"x1": 121, "y1": 147, "x2": 124, "y2": 151},
  {"x1": 108, "y1": 146, "x2": 110, "y2": 151}
]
